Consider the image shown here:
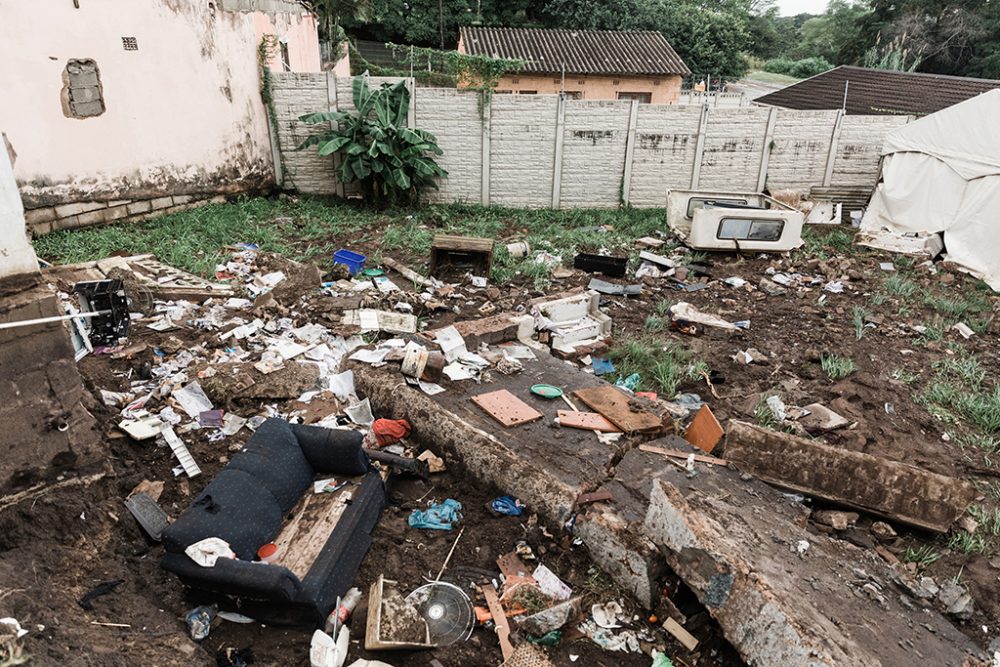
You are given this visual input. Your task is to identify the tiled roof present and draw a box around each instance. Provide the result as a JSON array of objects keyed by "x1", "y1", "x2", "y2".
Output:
[
  {"x1": 458, "y1": 27, "x2": 690, "y2": 77},
  {"x1": 755, "y1": 65, "x2": 1000, "y2": 116}
]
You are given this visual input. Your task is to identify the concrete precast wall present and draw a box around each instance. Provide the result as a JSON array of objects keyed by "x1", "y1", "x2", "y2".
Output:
[{"x1": 270, "y1": 73, "x2": 910, "y2": 207}]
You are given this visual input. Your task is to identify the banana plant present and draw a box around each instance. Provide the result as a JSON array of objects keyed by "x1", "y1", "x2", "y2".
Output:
[{"x1": 298, "y1": 75, "x2": 447, "y2": 206}]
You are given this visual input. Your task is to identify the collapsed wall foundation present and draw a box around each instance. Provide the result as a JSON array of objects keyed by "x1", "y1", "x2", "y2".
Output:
[{"x1": 351, "y1": 352, "x2": 985, "y2": 666}]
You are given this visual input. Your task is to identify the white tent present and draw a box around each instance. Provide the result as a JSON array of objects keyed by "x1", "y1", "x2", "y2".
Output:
[{"x1": 862, "y1": 89, "x2": 1000, "y2": 290}]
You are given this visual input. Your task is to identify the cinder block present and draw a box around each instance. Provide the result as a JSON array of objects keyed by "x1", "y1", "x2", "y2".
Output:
[
  {"x1": 105, "y1": 204, "x2": 130, "y2": 221},
  {"x1": 150, "y1": 196, "x2": 173, "y2": 210},
  {"x1": 75, "y1": 208, "x2": 107, "y2": 227},
  {"x1": 24, "y1": 207, "x2": 57, "y2": 225},
  {"x1": 53, "y1": 201, "x2": 105, "y2": 218},
  {"x1": 126, "y1": 200, "x2": 153, "y2": 215}
]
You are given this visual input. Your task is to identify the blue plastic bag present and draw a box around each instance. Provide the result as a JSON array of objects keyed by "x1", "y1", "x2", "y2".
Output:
[
  {"x1": 490, "y1": 495, "x2": 525, "y2": 516},
  {"x1": 591, "y1": 357, "x2": 616, "y2": 376},
  {"x1": 408, "y1": 498, "x2": 462, "y2": 530}
]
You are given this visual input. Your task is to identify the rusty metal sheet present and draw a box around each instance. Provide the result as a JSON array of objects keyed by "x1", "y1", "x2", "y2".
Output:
[
  {"x1": 556, "y1": 410, "x2": 621, "y2": 433},
  {"x1": 471, "y1": 389, "x2": 542, "y2": 427},
  {"x1": 572, "y1": 386, "x2": 662, "y2": 434}
]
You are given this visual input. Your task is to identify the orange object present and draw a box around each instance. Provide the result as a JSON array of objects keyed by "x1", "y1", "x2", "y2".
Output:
[
  {"x1": 471, "y1": 390, "x2": 543, "y2": 427},
  {"x1": 684, "y1": 404, "x2": 724, "y2": 453},
  {"x1": 556, "y1": 410, "x2": 621, "y2": 433},
  {"x1": 372, "y1": 418, "x2": 411, "y2": 447},
  {"x1": 475, "y1": 606, "x2": 492, "y2": 624},
  {"x1": 257, "y1": 542, "x2": 279, "y2": 563},
  {"x1": 648, "y1": 614, "x2": 658, "y2": 624}
]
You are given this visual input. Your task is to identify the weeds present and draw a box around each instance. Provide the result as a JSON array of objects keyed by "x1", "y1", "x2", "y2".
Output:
[
  {"x1": 884, "y1": 274, "x2": 918, "y2": 298},
  {"x1": 852, "y1": 306, "x2": 871, "y2": 340},
  {"x1": 801, "y1": 227, "x2": 854, "y2": 259},
  {"x1": 969, "y1": 505, "x2": 1000, "y2": 536},
  {"x1": 889, "y1": 368, "x2": 918, "y2": 384},
  {"x1": 644, "y1": 315, "x2": 667, "y2": 333},
  {"x1": 901, "y1": 545, "x2": 942, "y2": 569},
  {"x1": 947, "y1": 531, "x2": 989, "y2": 554},
  {"x1": 610, "y1": 337, "x2": 705, "y2": 397},
  {"x1": 821, "y1": 353, "x2": 856, "y2": 380},
  {"x1": 923, "y1": 292, "x2": 990, "y2": 320},
  {"x1": 754, "y1": 395, "x2": 780, "y2": 430},
  {"x1": 921, "y1": 352, "x2": 1000, "y2": 434}
]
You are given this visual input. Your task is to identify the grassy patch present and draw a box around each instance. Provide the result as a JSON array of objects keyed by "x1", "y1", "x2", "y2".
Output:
[
  {"x1": 610, "y1": 338, "x2": 705, "y2": 398},
  {"x1": 884, "y1": 274, "x2": 918, "y2": 298},
  {"x1": 33, "y1": 196, "x2": 668, "y2": 282},
  {"x1": 923, "y1": 291, "x2": 990, "y2": 320},
  {"x1": 821, "y1": 353, "x2": 856, "y2": 380},
  {"x1": 920, "y1": 352, "x2": 1000, "y2": 435},
  {"x1": 801, "y1": 227, "x2": 854, "y2": 259},
  {"x1": 889, "y1": 368, "x2": 918, "y2": 384}
]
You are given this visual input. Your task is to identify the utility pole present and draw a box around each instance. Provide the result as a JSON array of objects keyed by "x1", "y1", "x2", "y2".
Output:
[{"x1": 842, "y1": 80, "x2": 849, "y2": 112}]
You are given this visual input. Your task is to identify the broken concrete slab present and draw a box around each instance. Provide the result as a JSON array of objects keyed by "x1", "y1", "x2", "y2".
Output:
[
  {"x1": 424, "y1": 313, "x2": 530, "y2": 349},
  {"x1": 351, "y1": 352, "x2": 619, "y2": 526},
  {"x1": 725, "y1": 421, "x2": 976, "y2": 532},
  {"x1": 640, "y1": 442, "x2": 985, "y2": 667}
]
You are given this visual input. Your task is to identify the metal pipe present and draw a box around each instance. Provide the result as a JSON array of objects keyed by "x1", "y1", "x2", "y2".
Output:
[{"x1": 0, "y1": 309, "x2": 111, "y2": 331}]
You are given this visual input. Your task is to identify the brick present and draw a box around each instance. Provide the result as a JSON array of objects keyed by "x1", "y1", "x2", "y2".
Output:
[
  {"x1": 105, "y1": 204, "x2": 129, "y2": 221},
  {"x1": 31, "y1": 220, "x2": 54, "y2": 235},
  {"x1": 75, "y1": 208, "x2": 108, "y2": 227},
  {"x1": 53, "y1": 201, "x2": 105, "y2": 218},
  {"x1": 24, "y1": 207, "x2": 57, "y2": 225},
  {"x1": 52, "y1": 215, "x2": 79, "y2": 231},
  {"x1": 150, "y1": 196, "x2": 173, "y2": 210},
  {"x1": 171, "y1": 194, "x2": 194, "y2": 205},
  {"x1": 126, "y1": 200, "x2": 153, "y2": 215},
  {"x1": 107, "y1": 199, "x2": 130, "y2": 207}
]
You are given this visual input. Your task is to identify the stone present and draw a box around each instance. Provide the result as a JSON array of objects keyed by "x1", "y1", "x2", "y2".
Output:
[
  {"x1": 936, "y1": 580, "x2": 974, "y2": 620},
  {"x1": 871, "y1": 521, "x2": 897, "y2": 542},
  {"x1": 957, "y1": 515, "x2": 979, "y2": 534},
  {"x1": 811, "y1": 510, "x2": 859, "y2": 531}
]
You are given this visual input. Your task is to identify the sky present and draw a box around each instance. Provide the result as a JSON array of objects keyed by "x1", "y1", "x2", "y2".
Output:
[{"x1": 776, "y1": 0, "x2": 829, "y2": 15}]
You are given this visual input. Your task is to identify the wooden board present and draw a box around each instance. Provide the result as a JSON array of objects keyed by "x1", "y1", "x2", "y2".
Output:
[
  {"x1": 572, "y1": 386, "x2": 662, "y2": 434},
  {"x1": 270, "y1": 480, "x2": 358, "y2": 578},
  {"x1": 639, "y1": 444, "x2": 728, "y2": 466},
  {"x1": 471, "y1": 389, "x2": 543, "y2": 427},
  {"x1": 556, "y1": 410, "x2": 620, "y2": 433},
  {"x1": 726, "y1": 420, "x2": 977, "y2": 533}
]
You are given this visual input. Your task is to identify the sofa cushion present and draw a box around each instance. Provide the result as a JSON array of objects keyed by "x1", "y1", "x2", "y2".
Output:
[
  {"x1": 228, "y1": 418, "x2": 315, "y2": 512},
  {"x1": 291, "y1": 424, "x2": 370, "y2": 475},
  {"x1": 162, "y1": 468, "x2": 283, "y2": 561}
]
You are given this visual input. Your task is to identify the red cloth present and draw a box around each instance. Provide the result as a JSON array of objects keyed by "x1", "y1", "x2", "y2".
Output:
[{"x1": 371, "y1": 418, "x2": 411, "y2": 448}]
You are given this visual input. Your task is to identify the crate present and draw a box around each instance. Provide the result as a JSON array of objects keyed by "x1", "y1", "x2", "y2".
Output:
[{"x1": 333, "y1": 249, "x2": 366, "y2": 275}]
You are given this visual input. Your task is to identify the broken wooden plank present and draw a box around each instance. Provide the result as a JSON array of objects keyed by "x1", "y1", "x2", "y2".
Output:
[
  {"x1": 638, "y1": 444, "x2": 728, "y2": 466},
  {"x1": 381, "y1": 256, "x2": 440, "y2": 288},
  {"x1": 556, "y1": 410, "x2": 620, "y2": 433},
  {"x1": 663, "y1": 617, "x2": 699, "y2": 651},
  {"x1": 572, "y1": 385, "x2": 662, "y2": 434},
  {"x1": 471, "y1": 390, "x2": 543, "y2": 427},
  {"x1": 481, "y1": 583, "x2": 514, "y2": 661},
  {"x1": 684, "y1": 405, "x2": 724, "y2": 453},
  {"x1": 725, "y1": 420, "x2": 976, "y2": 532}
]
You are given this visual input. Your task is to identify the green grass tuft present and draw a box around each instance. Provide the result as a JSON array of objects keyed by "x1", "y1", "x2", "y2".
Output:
[{"x1": 821, "y1": 353, "x2": 856, "y2": 380}]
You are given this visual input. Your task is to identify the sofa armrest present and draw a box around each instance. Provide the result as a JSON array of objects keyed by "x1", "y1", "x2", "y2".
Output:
[
  {"x1": 161, "y1": 552, "x2": 304, "y2": 603},
  {"x1": 290, "y1": 423, "x2": 370, "y2": 475}
]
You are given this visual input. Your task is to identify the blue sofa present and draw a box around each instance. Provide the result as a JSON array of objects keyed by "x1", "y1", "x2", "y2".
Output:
[{"x1": 160, "y1": 419, "x2": 385, "y2": 626}]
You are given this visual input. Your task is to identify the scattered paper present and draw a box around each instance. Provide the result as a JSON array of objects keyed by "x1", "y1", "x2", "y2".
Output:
[
  {"x1": 345, "y1": 398, "x2": 374, "y2": 426},
  {"x1": 533, "y1": 564, "x2": 572, "y2": 601},
  {"x1": 435, "y1": 325, "x2": 468, "y2": 362},
  {"x1": 172, "y1": 382, "x2": 213, "y2": 419}
]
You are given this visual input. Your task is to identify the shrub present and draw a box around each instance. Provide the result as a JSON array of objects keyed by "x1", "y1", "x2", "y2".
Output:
[
  {"x1": 790, "y1": 57, "x2": 834, "y2": 78},
  {"x1": 297, "y1": 75, "x2": 447, "y2": 206}
]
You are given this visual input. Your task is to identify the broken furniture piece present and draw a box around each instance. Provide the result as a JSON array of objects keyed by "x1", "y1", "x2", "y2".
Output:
[
  {"x1": 471, "y1": 389, "x2": 543, "y2": 427},
  {"x1": 365, "y1": 575, "x2": 436, "y2": 650},
  {"x1": 428, "y1": 234, "x2": 494, "y2": 277},
  {"x1": 666, "y1": 189, "x2": 804, "y2": 252},
  {"x1": 160, "y1": 419, "x2": 386, "y2": 626},
  {"x1": 44, "y1": 253, "x2": 233, "y2": 301},
  {"x1": 572, "y1": 385, "x2": 662, "y2": 434},
  {"x1": 725, "y1": 420, "x2": 976, "y2": 532},
  {"x1": 532, "y1": 289, "x2": 612, "y2": 357}
]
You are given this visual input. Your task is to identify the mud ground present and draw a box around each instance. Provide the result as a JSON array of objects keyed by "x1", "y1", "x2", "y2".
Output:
[{"x1": 5, "y1": 218, "x2": 1000, "y2": 665}]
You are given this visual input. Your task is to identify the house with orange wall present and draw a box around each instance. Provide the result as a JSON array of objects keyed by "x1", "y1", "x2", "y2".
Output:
[{"x1": 457, "y1": 27, "x2": 689, "y2": 104}]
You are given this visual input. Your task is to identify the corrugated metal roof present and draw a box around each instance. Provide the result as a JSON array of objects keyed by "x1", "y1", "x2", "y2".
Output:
[
  {"x1": 755, "y1": 66, "x2": 1000, "y2": 116},
  {"x1": 459, "y1": 27, "x2": 690, "y2": 77}
]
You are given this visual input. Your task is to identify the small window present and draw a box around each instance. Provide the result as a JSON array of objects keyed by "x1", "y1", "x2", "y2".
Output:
[
  {"x1": 494, "y1": 90, "x2": 512, "y2": 94},
  {"x1": 280, "y1": 42, "x2": 291, "y2": 72},
  {"x1": 613, "y1": 79, "x2": 621, "y2": 86},
  {"x1": 511, "y1": 78, "x2": 520, "y2": 84},
  {"x1": 519, "y1": 90, "x2": 537, "y2": 95},
  {"x1": 686, "y1": 197, "x2": 749, "y2": 219},
  {"x1": 617, "y1": 92, "x2": 652, "y2": 103},
  {"x1": 577, "y1": 79, "x2": 585, "y2": 85},
  {"x1": 717, "y1": 218, "x2": 785, "y2": 242},
  {"x1": 121, "y1": 36, "x2": 138, "y2": 51},
  {"x1": 62, "y1": 59, "x2": 105, "y2": 119}
]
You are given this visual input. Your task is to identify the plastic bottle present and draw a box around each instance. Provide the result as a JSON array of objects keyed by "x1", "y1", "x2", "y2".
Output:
[{"x1": 324, "y1": 587, "x2": 362, "y2": 634}]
